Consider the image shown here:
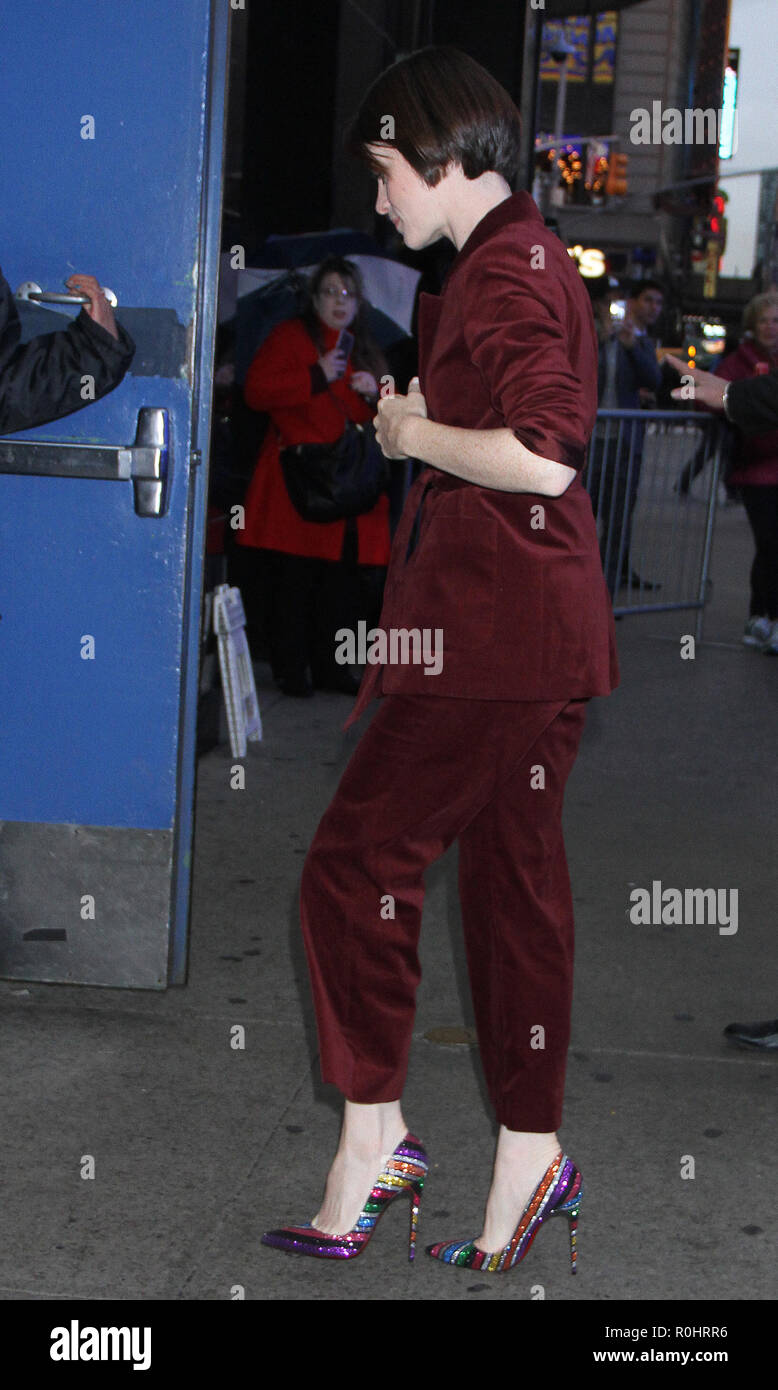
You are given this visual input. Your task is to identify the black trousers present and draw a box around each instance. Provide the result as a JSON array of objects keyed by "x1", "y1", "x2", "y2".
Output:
[
  {"x1": 262, "y1": 524, "x2": 386, "y2": 685},
  {"x1": 739, "y1": 485, "x2": 778, "y2": 619}
]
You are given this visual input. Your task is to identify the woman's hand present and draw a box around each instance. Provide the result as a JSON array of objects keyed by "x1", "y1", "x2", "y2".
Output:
[
  {"x1": 375, "y1": 377, "x2": 428, "y2": 458},
  {"x1": 665, "y1": 354, "x2": 727, "y2": 410},
  {"x1": 350, "y1": 369, "x2": 378, "y2": 397},
  {"x1": 319, "y1": 347, "x2": 347, "y2": 382}
]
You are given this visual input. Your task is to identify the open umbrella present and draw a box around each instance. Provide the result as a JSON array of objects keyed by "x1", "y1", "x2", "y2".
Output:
[{"x1": 220, "y1": 228, "x2": 420, "y2": 384}]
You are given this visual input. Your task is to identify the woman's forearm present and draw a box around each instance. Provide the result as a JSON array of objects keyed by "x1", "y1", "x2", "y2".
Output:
[{"x1": 400, "y1": 415, "x2": 577, "y2": 497}]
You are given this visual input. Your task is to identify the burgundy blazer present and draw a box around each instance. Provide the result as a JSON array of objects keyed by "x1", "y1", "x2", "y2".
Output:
[{"x1": 346, "y1": 191, "x2": 619, "y2": 728}]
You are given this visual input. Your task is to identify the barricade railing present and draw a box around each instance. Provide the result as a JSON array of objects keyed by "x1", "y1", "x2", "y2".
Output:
[{"x1": 583, "y1": 409, "x2": 730, "y2": 641}]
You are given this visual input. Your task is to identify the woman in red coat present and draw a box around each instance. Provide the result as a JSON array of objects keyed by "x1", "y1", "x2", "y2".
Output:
[
  {"x1": 261, "y1": 48, "x2": 618, "y2": 1275},
  {"x1": 715, "y1": 292, "x2": 778, "y2": 652},
  {"x1": 237, "y1": 257, "x2": 391, "y2": 695}
]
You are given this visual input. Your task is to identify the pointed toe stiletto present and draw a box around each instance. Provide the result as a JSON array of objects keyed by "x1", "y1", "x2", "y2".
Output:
[
  {"x1": 261, "y1": 1133, "x2": 428, "y2": 1261},
  {"x1": 426, "y1": 1152, "x2": 582, "y2": 1275}
]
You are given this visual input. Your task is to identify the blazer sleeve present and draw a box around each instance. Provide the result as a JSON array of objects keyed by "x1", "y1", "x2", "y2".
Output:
[
  {"x1": 244, "y1": 320, "x2": 324, "y2": 412},
  {"x1": 461, "y1": 245, "x2": 596, "y2": 470},
  {"x1": 0, "y1": 267, "x2": 135, "y2": 435}
]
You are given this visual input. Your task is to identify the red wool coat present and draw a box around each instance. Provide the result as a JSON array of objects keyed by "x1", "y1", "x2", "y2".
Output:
[
  {"x1": 237, "y1": 317, "x2": 391, "y2": 563},
  {"x1": 716, "y1": 339, "x2": 778, "y2": 486},
  {"x1": 346, "y1": 190, "x2": 619, "y2": 728}
]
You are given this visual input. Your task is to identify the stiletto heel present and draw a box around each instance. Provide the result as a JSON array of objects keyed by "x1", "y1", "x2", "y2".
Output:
[
  {"x1": 408, "y1": 1179, "x2": 424, "y2": 1262},
  {"x1": 565, "y1": 1207, "x2": 580, "y2": 1274},
  {"x1": 427, "y1": 1152, "x2": 583, "y2": 1275},
  {"x1": 261, "y1": 1133, "x2": 428, "y2": 1261}
]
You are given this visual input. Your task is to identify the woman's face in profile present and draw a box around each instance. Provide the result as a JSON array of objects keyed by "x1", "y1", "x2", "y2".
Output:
[
  {"x1": 314, "y1": 273, "x2": 359, "y2": 332},
  {"x1": 369, "y1": 146, "x2": 443, "y2": 250}
]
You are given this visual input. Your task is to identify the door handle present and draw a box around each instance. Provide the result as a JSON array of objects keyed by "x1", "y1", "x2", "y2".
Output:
[
  {"x1": 0, "y1": 407, "x2": 170, "y2": 517},
  {"x1": 15, "y1": 280, "x2": 118, "y2": 308}
]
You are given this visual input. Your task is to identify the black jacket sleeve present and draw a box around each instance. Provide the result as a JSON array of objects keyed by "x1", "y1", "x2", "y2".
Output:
[
  {"x1": 0, "y1": 267, "x2": 135, "y2": 435},
  {"x1": 727, "y1": 372, "x2": 778, "y2": 434}
]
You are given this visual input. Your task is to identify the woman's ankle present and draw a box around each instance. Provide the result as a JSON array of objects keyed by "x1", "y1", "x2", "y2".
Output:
[
  {"x1": 477, "y1": 1131, "x2": 564, "y2": 1252},
  {"x1": 487, "y1": 1129, "x2": 561, "y2": 1193},
  {"x1": 338, "y1": 1099, "x2": 407, "y2": 1159},
  {"x1": 495, "y1": 1127, "x2": 560, "y2": 1160}
]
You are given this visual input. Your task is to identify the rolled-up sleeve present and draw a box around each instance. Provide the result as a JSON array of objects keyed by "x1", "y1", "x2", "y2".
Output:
[{"x1": 461, "y1": 245, "x2": 595, "y2": 470}]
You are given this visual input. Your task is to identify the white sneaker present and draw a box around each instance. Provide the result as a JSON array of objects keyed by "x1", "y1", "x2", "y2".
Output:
[
  {"x1": 761, "y1": 619, "x2": 778, "y2": 655},
  {"x1": 743, "y1": 616, "x2": 772, "y2": 647}
]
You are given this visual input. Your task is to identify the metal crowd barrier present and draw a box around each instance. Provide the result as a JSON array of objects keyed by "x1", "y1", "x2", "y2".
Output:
[{"x1": 583, "y1": 409, "x2": 730, "y2": 641}]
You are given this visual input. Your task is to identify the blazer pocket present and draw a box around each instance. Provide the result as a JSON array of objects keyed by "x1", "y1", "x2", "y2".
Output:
[{"x1": 402, "y1": 516, "x2": 497, "y2": 651}]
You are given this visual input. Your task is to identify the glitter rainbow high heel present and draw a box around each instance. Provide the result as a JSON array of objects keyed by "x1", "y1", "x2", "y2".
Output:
[
  {"x1": 426, "y1": 1151, "x2": 582, "y2": 1274},
  {"x1": 260, "y1": 1133, "x2": 428, "y2": 1261}
]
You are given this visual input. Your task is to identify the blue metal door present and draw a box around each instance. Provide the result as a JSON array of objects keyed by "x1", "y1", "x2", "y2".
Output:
[{"x1": 0, "y1": 2, "x2": 228, "y2": 987}]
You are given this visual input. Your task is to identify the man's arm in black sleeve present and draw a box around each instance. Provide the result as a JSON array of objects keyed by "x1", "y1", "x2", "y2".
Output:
[
  {"x1": 0, "y1": 268, "x2": 135, "y2": 435},
  {"x1": 727, "y1": 372, "x2": 778, "y2": 434}
]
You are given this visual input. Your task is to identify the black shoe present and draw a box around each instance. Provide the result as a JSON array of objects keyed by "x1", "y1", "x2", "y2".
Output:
[
  {"x1": 622, "y1": 570, "x2": 661, "y2": 591},
  {"x1": 723, "y1": 1019, "x2": 778, "y2": 1050}
]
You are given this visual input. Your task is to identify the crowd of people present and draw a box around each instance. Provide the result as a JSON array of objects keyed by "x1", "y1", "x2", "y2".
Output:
[{"x1": 230, "y1": 256, "x2": 778, "y2": 674}]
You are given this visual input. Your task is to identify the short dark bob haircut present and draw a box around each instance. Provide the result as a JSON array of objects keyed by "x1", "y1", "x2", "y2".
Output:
[{"x1": 346, "y1": 46, "x2": 522, "y2": 189}]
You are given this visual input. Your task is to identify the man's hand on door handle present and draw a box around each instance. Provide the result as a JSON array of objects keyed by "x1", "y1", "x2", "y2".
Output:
[{"x1": 66, "y1": 274, "x2": 119, "y2": 340}]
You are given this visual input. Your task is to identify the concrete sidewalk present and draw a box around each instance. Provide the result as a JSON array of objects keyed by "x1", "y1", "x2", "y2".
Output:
[{"x1": 3, "y1": 496, "x2": 776, "y2": 1302}]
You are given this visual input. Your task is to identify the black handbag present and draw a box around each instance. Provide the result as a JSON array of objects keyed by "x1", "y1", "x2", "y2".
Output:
[{"x1": 279, "y1": 379, "x2": 390, "y2": 523}]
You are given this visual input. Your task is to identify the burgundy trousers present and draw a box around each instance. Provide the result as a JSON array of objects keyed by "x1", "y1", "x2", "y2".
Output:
[{"x1": 300, "y1": 693, "x2": 588, "y2": 1132}]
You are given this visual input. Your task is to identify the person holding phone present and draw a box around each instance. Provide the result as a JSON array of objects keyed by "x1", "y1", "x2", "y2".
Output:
[{"x1": 237, "y1": 257, "x2": 390, "y2": 696}]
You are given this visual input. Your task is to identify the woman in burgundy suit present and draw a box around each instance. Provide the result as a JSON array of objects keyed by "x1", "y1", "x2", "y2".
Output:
[{"x1": 262, "y1": 47, "x2": 618, "y2": 1275}]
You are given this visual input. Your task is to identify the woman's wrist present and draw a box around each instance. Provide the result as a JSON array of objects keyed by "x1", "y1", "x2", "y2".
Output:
[{"x1": 399, "y1": 412, "x2": 425, "y2": 457}]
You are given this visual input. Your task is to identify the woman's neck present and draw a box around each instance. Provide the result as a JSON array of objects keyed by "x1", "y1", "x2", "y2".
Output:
[{"x1": 443, "y1": 169, "x2": 513, "y2": 251}]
